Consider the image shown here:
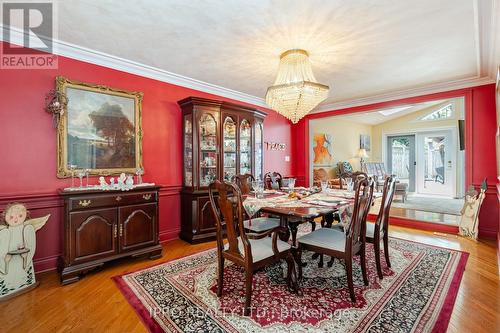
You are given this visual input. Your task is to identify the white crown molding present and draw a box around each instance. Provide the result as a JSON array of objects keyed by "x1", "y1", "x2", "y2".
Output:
[
  {"x1": 0, "y1": 24, "x2": 268, "y2": 108},
  {"x1": 312, "y1": 76, "x2": 495, "y2": 113}
]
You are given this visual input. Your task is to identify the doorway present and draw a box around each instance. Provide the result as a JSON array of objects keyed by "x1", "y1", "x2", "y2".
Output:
[
  {"x1": 387, "y1": 135, "x2": 416, "y2": 192},
  {"x1": 416, "y1": 130, "x2": 456, "y2": 197}
]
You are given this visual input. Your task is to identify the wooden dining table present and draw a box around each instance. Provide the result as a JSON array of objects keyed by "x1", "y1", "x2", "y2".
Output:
[{"x1": 243, "y1": 189, "x2": 361, "y2": 246}]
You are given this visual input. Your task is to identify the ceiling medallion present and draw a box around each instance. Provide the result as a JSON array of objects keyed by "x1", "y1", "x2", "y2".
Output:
[{"x1": 265, "y1": 49, "x2": 329, "y2": 124}]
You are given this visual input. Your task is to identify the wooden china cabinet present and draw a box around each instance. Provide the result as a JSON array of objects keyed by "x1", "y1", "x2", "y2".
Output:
[{"x1": 179, "y1": 97, "x2": 266, "y2": 243}]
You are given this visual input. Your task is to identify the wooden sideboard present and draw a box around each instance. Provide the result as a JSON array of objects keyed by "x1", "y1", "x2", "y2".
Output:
[{"x1": 59, "y1": 186, "x2": 162, "y2": 284}]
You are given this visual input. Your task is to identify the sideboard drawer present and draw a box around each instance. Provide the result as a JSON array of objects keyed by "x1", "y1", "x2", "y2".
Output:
[{"x1": 68, "y1": 191, "x2": 157, "y2": 211}]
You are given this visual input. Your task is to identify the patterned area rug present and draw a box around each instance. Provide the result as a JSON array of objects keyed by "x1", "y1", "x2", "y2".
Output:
[{"x1": 113, "y1": 238, "x2": 468, "y2": 333}]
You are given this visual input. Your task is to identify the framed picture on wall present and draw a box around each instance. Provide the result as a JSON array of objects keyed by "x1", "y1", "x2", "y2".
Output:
[
  {"x1": 55, "y1": 76, "x2": 144, "y2": 178},
  {"x1": 360, "y1": 134, "x2": 371, "y2": 152},
  {"x1": 313, "y1": 133, "x2": 334, "y2": 166}
]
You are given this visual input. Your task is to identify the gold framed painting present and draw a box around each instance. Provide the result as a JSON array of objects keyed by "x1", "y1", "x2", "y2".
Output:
[{"x1": 56, "y1": 76, "x2": 144, "y2": 178}]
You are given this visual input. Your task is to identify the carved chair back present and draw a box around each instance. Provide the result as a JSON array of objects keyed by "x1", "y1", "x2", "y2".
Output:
[
  {"x1": 209, "y1": 180, "x2": 251, "y2": 264},
  {"x1": 345, "y1": 177, "x2": 374, "y2": 253},
  {"x1": 232, "y1": 174, "x2": 255, "y2": 195},
  {"x1": 264, "y1": 172, "x2": 282, "y2": 190},
  {"x1": 376, "y1": 176, "x2": 396, "y2": 235}
]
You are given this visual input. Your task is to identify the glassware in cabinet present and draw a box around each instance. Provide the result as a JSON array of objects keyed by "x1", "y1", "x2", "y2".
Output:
[
  {"x1": 239, "y1": 119, "x2": 252, "y2": 175},
  {"x1": 199, "y1": 113, "x2": 218, "y2": 187},
  {"x1": 223, "y1": 116, "x2": 237, "y2": 181}
]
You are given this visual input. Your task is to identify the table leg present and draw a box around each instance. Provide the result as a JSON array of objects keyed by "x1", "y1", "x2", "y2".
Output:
[
  {"x1": 289, "y1": 221, "x2": 299, "y2": 247},
  {"x1": 324, "y1": 212, "x2": 335, "y2": 228},
  {"x1": 279, "y1": 216, "x2": 290, "y2": 242}
]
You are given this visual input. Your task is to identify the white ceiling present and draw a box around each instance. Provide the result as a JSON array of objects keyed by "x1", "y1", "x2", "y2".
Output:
[
  {"x1": 2, "y1": 0, "x2": 498, "y2": 111},
  {"x1": 334, "y1": 99, "x2": 450, "y2": 125}
]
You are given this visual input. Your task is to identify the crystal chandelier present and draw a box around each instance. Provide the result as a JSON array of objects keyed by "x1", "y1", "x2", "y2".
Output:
[{"x1": 265, "y1": 49, "x2": 329, "y2": 123}]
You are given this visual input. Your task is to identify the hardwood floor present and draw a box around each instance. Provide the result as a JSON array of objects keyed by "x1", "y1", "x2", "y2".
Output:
[{"x1": 0, "y1": 226, "x2": 498, "y2": 333}]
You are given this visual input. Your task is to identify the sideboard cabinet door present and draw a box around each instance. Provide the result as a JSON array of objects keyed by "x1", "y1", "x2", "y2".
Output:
[
  {"x1": 118, "y1": 203, "x2": 157, "y2": 252},
  {"x1": 69, "y1": 208, "x2": 118, "y2": 264}
]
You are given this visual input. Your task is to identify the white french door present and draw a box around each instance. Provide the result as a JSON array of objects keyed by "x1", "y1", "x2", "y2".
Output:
[{"x1": 416, "y1": 130, "x2": 456, "y2": 197}]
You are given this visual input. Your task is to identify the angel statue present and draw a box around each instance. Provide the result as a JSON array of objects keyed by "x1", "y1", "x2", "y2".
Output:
[
  {"x1": 0, "y1": 203, "x2": 50, "y2": 299},
  {"x1": 459, "y1": 178, "x2": 487, "y2": 241}
]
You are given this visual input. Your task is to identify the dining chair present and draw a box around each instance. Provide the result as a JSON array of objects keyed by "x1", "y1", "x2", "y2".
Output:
[
  {"x1": 208, "y1": 180, "x2": 298, "y2": 316},
  {"x1": 296, "y1": 177, "x2": 374, "y2": 303},
  {"x1": 231, "y1": 174, "x2": 255, "y2": 195},
  {"x1": 366, "y1": 175, "x2": 396, "y2": 279},
  {"x1": 232, "y1": 174, "x2": 281, "y2": 233},
  {"x1": 264, "y1": 172, "x2": 282, "y2": 190}
]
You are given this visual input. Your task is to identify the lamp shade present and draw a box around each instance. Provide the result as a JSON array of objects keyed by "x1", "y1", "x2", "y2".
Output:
[{"x1": 357, "y1": 148, "x2": 369, "y2": 158}]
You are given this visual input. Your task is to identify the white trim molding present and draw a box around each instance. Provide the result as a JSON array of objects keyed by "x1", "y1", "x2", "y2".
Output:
[
  {"x1": 0, "y1": 24, "x2": 268, "y2": 108},
  {"x1": 313, "y1": 76, "x2": 494, "y2": 113}
]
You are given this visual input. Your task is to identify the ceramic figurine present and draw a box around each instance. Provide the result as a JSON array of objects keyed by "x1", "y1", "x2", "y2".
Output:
[
  {"x1": 0, "y1": 203, "x2": 50, "y2": 300},
  {"x1": 98, "y1": 176, "x2": 108, "y2": 189},
  {"x1": 459, "y1": 178, "x2": 487, "y2": 241},
  {"x1": 126, "y1": 175, "x2": 134, "y2": 188},
  {"x1": 118, "y1": 173, "x2": 126, "y2": 186}
]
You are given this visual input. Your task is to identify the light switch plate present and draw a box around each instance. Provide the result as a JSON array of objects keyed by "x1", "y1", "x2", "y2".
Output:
[{"x1": 285, "y1": 156, "x2": 290, "y2": 162}]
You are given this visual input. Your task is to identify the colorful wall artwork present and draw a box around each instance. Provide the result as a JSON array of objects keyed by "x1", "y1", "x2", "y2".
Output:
[{"x1": 313, "y1": 133, "x2": 333, "y2": 166}]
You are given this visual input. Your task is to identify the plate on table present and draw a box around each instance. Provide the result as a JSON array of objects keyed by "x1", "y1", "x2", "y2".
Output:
[{"x1": 320, "y1": 198, "x2": 343, "y2": 204}]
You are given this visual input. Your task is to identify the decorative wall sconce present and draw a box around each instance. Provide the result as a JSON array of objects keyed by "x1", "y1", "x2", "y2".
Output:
[
  {"x1": 265, "y1": 142, "x2": 286, "y2": 151},
  {"x1": 44, "y1": 89, "x2": 68, "y2": 128}
]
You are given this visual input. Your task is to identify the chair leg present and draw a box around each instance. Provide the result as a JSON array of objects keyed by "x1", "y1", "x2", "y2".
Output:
[
  {"x1": 360, "y1": 247, "x2": 369, "y2": 286},
  {"x1": 297, "y1": 246, "x2": 303, "y2": 280},
  {"x1": 345, "y1": 258, "x2": 356, "y2": 303},
  {"x1": 374, "y1": 240, "x2": 383, "y2": 279},
  {"x1": 244, "y1": 270, "x2": 253, "y2": 316},
  {"x1": 383, "y1": 235, "x2": 391, "y2": 268},
  {"x1": 318, "y1": 254, "x2": 324, "y2": 268},
  {"x1": 310, "y1": 221, "x2": 316, "y2": 232},
  {"x1": 327, "y1": 257, "x2": 335, "y2": 267},
  {"x1": 217, "y1": 256, "x2": 224, "y2": 297},
  {"x1": 285, "y1": 253, "x2": 299, "y2": 293}
]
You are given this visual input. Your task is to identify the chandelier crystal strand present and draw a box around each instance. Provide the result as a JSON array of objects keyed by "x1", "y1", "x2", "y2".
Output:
[{"x1": 265, "y1": 49, "x2": 329, "y2": 123}]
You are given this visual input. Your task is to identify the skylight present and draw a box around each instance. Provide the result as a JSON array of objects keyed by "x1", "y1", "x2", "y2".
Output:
[
  {"x1": 420, "y1": 103, "x2": 453, "y2": 120},
  {"x1": 378, "y1": 105, "x2": 413, "y2": 116}
]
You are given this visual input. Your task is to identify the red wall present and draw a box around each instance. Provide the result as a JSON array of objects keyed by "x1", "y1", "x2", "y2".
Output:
[
  {"x1": 292, "y1": 84, "x2": 499, "y2": 239},
  {"x1": 0, "y1": 43, "x2": 293, "y2": 271}
]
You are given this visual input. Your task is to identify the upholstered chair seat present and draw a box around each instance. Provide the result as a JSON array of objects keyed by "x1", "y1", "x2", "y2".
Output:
[
  {"x1": 297, "y1": 228, "x2": 346, "y2": 252},
  {"x1": 224, "y1": 237, "x2": 291, "y2": 263},
  {"x1": 243, "y1": 217, "x2": 280, "y2": 233}
]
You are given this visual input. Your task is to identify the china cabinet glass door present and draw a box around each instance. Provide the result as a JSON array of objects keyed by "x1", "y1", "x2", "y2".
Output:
[
  {"x1": 255, "y1": 123, "x2": 263, "y2": 180},
  {"x1": 239, "y1": 119, "x2": 252, "y2": 175},
  {"x1": 223, "y1": 116, "x2": 237, "y2": 181},
  {"x1": 184, "y1": 115, "x2": 193, "y2": 186},
  {"x1": 199, "y1": 113, "x2": 218, "y2": 187}
]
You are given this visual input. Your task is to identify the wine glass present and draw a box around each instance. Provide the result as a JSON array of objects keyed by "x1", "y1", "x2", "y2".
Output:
[
  {"x1": 76, "y1": 169, "x2": 85, "y2": 188},
  {"x1": 68, "y1": 164, "x2": 77, "y2": 188},
  {"x1": 346, "y1": 178, "x2": 354, "y2": 192},
  {"x1": 251, "y1": 180, "x2": 259, "y2": 198},
  {"x1": 288, "y1": 178, "x2": 296, "y2": 191},
  {"x1": 85, "y1": 169, "x2": 91, "y2": 187},
  {"x1": 135, "y1": 168, "x2": 144, "y2": 184},
  {"x1": 321, "y1": 180, "x2": 328, "y2": 192}
]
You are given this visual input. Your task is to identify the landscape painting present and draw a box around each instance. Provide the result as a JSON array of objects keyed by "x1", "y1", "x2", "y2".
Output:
[{"x1": 56, "y1": 77, "x2": 143, "y2": 177}]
